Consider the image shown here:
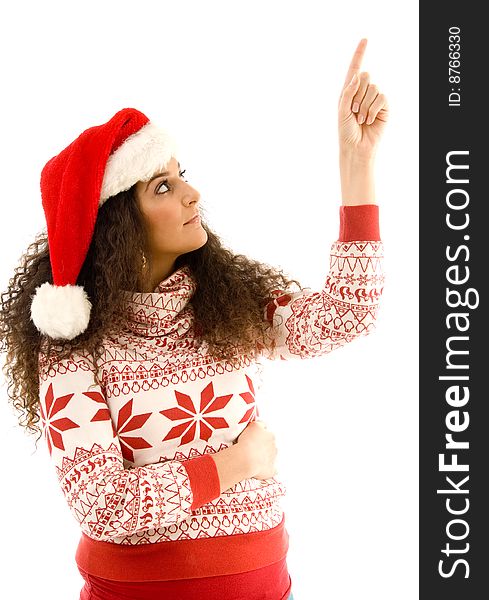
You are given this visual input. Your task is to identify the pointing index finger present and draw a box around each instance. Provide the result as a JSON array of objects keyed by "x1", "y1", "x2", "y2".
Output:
[{"x1": 343, "y1": 38, "x2": 367, "y2": 89}]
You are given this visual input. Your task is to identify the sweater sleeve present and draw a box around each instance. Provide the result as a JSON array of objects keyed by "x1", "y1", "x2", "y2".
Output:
[
  {"x1": 37, "y1": 349, "x2": 221, "y2": 541},
  {"x1": 258, "y1": 204, "x2": 384, "y2": 360}
]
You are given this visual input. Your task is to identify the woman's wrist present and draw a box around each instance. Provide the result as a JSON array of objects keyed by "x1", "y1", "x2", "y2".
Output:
[
  {"x1": 211, "y1": 443, "x2": 254, "y2": 493},
  {"x1": 339, "y1": 151, "x2": 377, "y2": 206}
]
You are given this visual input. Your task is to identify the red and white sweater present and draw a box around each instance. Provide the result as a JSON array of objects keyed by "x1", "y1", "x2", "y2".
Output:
[{"x1": 38, "y1": 204, "x2": 384, "y2": 598}]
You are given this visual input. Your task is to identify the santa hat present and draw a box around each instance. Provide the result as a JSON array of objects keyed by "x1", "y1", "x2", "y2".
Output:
[{"x1": 30, "y1": 107, "x2": 180, "y2": 341}]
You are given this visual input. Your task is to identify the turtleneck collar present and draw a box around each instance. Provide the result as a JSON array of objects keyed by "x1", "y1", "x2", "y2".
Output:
[{"x1": 116, "y1": 265, "x2": 197, "y2": 338}]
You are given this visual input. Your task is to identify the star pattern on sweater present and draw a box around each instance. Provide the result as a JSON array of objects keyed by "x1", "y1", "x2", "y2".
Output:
[
  {"x1": 115, "y1": 398, "x2": 153, "y2": 462},
  {"x1": 84, "y1": 390, "x2": 118, "y2": 438},
  {"x1": 238, "y1": 374, "x2": 259, "y2": 424},
  {"x1": 39, "y1": 382, "x2": 79, "y2": 455},
  {"x1": 160, "y1": 381, "x2": 232, "y2": 445}
]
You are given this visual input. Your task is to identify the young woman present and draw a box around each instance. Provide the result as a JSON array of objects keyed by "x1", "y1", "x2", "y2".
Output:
[{"x1": 0, "y1": 38, "x2": 387, "y2": 599}]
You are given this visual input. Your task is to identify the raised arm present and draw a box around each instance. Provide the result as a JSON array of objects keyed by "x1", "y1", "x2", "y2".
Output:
[{"x1": 259, "y1": 39, "x2": 388, "y2": 361}]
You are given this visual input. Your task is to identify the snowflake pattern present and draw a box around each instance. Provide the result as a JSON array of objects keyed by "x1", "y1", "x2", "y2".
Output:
[
  {"x1": 84, "y1": 390, "x2": 117, "y2": 438},
  {"x1": 161, "y1": 381, "x2": 232, "y2": 445},
  {"x1": 115, "y1": 398, "x2": 152, "y2": 462},
  {"x1": 39, "y1": 382, "x2": 79, "y2": 454},
  {"x1": 238, "y1": 374, "x2": 259, "y2": 424}
]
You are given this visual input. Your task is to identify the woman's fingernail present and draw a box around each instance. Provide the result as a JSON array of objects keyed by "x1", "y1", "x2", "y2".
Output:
[
  {"x1": 357, "y1": 113, "x2": 365, "y2": 124},
  {"x1": 352, "y1": 102, "x2": 359, "y2": 113}
]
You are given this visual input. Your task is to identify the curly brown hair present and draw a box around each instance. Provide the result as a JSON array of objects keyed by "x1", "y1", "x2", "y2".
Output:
[{"x1": 0, "y1": 184, "x2": 305, "y2": 443}]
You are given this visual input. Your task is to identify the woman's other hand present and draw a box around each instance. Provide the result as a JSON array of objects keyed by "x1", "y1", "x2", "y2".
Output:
[{"x1": 338, "y1": 38, "x2": 389, "y2": 161}]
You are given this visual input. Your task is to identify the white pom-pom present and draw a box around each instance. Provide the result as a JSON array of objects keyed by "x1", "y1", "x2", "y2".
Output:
[{"x1": 30, "y1": 282, "x2": 92, "y2": 340}]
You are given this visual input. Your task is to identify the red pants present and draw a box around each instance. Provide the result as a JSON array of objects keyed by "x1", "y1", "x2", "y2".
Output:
[{"x1": 78, "y1": 558, "x2": 293, "y2": 600}]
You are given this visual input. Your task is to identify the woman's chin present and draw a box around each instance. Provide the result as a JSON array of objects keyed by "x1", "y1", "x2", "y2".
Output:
[{"x1": 191, "y1": 228, "x2": 208, "y2": 248}]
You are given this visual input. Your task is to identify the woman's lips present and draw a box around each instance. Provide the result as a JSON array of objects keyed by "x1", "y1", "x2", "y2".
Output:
[{"x1": 184, "y1": 214, "x2": 201, "y2": 225}]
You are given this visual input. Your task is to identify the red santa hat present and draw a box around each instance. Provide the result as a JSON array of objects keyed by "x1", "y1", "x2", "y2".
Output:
[{"x1": 30, "y1": 107, "x2": 180, "y2": 341}]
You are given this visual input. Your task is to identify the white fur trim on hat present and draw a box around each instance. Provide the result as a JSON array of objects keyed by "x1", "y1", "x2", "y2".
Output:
[
  {"x1": 30, "y1": 282, "x2": 92, "y2": 340},
  {"x1": 100, "y1": 121, "x2": 180, "y2": 204}
]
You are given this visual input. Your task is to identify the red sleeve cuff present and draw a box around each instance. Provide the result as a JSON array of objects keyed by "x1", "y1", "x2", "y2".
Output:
[
  {"x1": 338, "y1": 204, "x2": 381, "y2": 241},
  {"x1": 182, "y1": 453, "x2": 221, "y2": 510}
]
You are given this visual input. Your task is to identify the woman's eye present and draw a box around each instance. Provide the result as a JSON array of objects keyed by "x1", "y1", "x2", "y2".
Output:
[
  {"x1": 155, "y1": 180, "x2": 170, "y2": 194},
  {"x1": 155, "y1": 169, "x2": 188, "y2": 194}
]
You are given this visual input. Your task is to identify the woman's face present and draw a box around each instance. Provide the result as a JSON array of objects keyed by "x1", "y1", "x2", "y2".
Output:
[{"x1": 134, "y1": 157, "x2": 208, "y2": 287}]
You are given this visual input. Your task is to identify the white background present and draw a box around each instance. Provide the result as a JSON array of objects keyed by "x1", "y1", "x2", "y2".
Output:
[{"x1": 0, "y1": 1, "x2": 418, "y2": 598}]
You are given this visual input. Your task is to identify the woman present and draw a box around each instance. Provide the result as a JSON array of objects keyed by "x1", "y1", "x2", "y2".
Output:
[{"x1": 0, "y1": 38, "x2": 387, "y2": 599}]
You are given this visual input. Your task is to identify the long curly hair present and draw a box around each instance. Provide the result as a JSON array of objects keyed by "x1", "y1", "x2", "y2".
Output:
[{"x1": 0, "y1": 184, "x2": 305, "y2": 443}]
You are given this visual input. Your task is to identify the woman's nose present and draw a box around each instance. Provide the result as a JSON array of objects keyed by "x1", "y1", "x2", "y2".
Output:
[{"x1": 183, "y1": 185, "x2": 200, "y2": 205}]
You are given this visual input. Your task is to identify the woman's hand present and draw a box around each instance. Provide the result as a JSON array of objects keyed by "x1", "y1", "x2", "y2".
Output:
[
  {"x1": 338, "y1": 38, "x2": 389, "y2": 160},
  {"x1": 236, "y1": 419, "x2": 278, "y2": 480}
]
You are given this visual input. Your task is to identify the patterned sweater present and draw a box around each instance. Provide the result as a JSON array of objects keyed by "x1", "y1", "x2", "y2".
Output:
[{"x1": 37, "y1": 204, "x2": 384, "y2": 597}]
